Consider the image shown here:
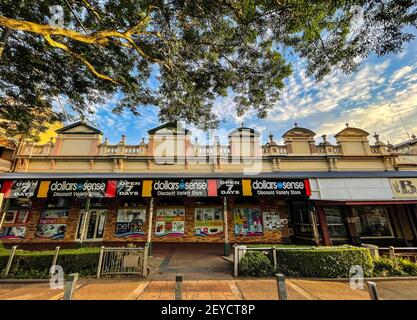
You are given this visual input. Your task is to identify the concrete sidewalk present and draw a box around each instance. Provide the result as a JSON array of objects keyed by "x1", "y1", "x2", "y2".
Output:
[{"x1": 3, "y1": 278, "x2": 416, "y2": 300}]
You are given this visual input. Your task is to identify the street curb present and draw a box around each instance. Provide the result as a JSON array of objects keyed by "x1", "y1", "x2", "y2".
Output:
[{"x1": 0, "y1": 279, "x2": 51, "y2": 284}]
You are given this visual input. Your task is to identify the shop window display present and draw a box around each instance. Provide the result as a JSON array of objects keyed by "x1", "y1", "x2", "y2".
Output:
[
  {"x1": 115, "y1": 208, "x2": 146, "y2": 238},
  {"x1": 351, "y1": 206, "x2": 394, "y2": 238},
  {"x1": 234, "y1": 208, "x2": 263, "y2": 236},
  {"x1": 0, "y1": 199, "x2": 31, "y2": 239},
  {"x1": 195, "y1": 207, "x2": 223, "y2": 236},
  {"x1": 323, "y1": 207, "x2": 347, "y2": 238},
  {"x1": 36, "y1": 198, "x2": 70, "y2": 240},
  {"x1": 155, "y1": 208, "x2": 185, "y2": 237}
]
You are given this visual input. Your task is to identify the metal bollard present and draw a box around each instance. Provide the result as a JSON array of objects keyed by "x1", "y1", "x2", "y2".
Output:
[
  {"x1": 4, "y1": 245, "x2": 17, "y2": 276},
  {"x1": 275, "y1": 273, "x2": 287, "y2": 300},
  {"x1": 272, "y1": 247, "x2": 277, "y2": 269},
  {"x1": 63, "y1": 273, "x2": 79, "y2": 300},
  {"x1": 367, "y1": 281, "x2": 379, "y2": 300},
  {"x1": 233, "y1": 245, "x2": 239, "y2": 277},
  {"x1": 175, "y1": 274, "x2": 183, "y2": 300}
]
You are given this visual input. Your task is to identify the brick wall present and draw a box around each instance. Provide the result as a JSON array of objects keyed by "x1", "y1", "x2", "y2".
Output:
[{"x1": 2, "y1": 197, "x2": 291, "y2": 245}]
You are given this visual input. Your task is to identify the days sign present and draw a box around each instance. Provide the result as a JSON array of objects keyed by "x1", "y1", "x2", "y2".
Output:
[
  {"x1": 234, "y1": 208, "x2": 263, "y2": 236},
  {"x1": 217, "y1": 179, "x2": 242, "y2": 196},
  {"x1": 115, "y1": 208, "x2": 146, "y2": 238},
  {"x1": 1, "y1": 180, "x2": 38, "y2": 198},
  {"x1": 194, "y1": 208, "x2": 223, "y2": 236},
  {"x1": 116, "y1": 180, "x2": 142, "y2": 197},
  {"x1": 390, "y1": 178, "x2": 417, "y2": 198},
  {"x1": 155, "y1": 208, "x2": 185, "y2": 237}
]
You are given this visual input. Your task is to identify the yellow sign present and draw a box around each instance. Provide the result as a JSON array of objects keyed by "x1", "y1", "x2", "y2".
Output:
[
  {"x1": 37, "y1": 181, "x2": 51, "y2": 198},
  {"x1": 390, "y1": 178, "x2": 417, "y2": 198}
]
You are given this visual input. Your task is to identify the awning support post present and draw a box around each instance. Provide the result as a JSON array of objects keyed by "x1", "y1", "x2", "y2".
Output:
[
  {"x1": 223, "y1": 196, "x2": 230, "y2": 256},
  {"x1": 0, "y1": 197, "x2": 10, "y2": 230},
  {"x1": 146, "y1": 197, "x2": 154, "y2": 257}
]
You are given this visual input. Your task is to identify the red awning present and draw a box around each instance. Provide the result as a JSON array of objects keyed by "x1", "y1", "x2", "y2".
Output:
[{"x1": 313, "y1": 200, "x2": 417, "y2": 205}]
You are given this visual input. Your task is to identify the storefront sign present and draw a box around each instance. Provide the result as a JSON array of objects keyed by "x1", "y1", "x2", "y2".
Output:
[
  {"x1": 115, "y1": 180, "x2": 142, "y2": 197},
  {"x1": 0, "y1": 178, "x2": 311, "y2": 199},
  {"x1": 115, "y1": 208, "x2": 146, "y2": 237},
  {"x1": 390, "y1": 178, "x2": 417, "y2": 198},
  {"x1": 234, "y1": 208, "x2": 263, "y2": 236},
  {"x1": 151, "y1": 179, "x2": 216, "y2": 197},
  {"x1": 1, "y1": 180, "x2": 38, "y2": 198},
  {"x1": 194, "y1": 208, "x2": 223, "y2": 236},
  {"x1": 242, "y1": 179, "x2": 311, "y2": 197},
  {"x1": 0, "y1": 226, "x2": 26, "y2": 239},
  {"x1": 155, "y1": 208, "x2": 185, "y2": 237},
  {"x1": 217, "y1": 179, "x2": 242, "y2": 196},
  {"x1": 37, "y1": 180, "x2": 111, "y2": 198}
]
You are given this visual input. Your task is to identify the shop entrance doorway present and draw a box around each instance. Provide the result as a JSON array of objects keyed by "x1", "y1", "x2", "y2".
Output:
[{"x1": 76, "y1": 209, "x2": 107, "y2": 241}]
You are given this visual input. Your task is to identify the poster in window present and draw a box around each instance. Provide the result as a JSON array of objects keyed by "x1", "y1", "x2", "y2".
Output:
[
  {"x1": 35, "y1": 223, "x2": 66, "y2": 240},
  {"x1": 0, "y1": 226, "x2": 26, "y2": 239},
  {"x1": 263, "y1": 211, "x2": 284, "y2": 230},
  {"x1": 234, "y1": 208, "x2": 263, "y2": 236},
  {"x1": 155, "y1": 208, "x2": 185, "y2": 237},
  {"x1": 115, "y1": 208, "x2": 146, "y2": 237},
  {"x1": 42, "y1": 209, "x2": 69, "y2": 219},
  {"x1": 195, "y1": 208, "x2": 223, "y2": 236}
]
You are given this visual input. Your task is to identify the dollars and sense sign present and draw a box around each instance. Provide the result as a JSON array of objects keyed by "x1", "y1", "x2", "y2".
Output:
[{"x1": 0, "y1": 178, "x2": 311, "y2": 199}]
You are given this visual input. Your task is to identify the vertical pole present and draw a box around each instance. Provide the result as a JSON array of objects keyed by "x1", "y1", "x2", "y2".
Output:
[
  {"x1": 272, "y1": 247, "x2": 277, "y2": 269},
  {"x1": 233, "y1": 245, "x2": 239, "y2": 277},
  {"x1": 142, "y1": 243, "x2": 149, "y2": 278},
  {"x1": 315, "y1": 204, "x2": 332, "y2": 246},
  {"x1": 146, "y1": 198, "x2": 154, "y2": 257},
  {"x1": 175, "y1": 274, "x2": 183, "y2": 300},
  {"x1": 309, "y1": 208, "x2": 320, "y2": 246},
  {"x1": 223, "y1": 196, "x2": 230, "y2": 256},
  {"x1": 367, "y1": 281, "x2": 379, "y2": 300},
  {"x1": 80, "y1": 198, "x2": 90, "y2": 244},
  {"x1": 275, "y1": 273, "x2": 287, "y2": 300},
  {"x1": 64, "y1": 273, "x2": 79, "y2": 300},
  {"x1": 4, "y1": 245, "x2": 17, "y2": 276},
  {"x1": 97, "y1": 246, "x2": 105, "y2": 279},
  {"x1": 0, "y1": 197, "x2": 11, "y2": 230},
  {"x1": 50, "y1": 246, "x2": 60, "y2": 276}
]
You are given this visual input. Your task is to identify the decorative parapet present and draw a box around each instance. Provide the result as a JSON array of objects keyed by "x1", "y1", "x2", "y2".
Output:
[{"x1": 98, "y1": 144, "x2": 148, "y2": 156}]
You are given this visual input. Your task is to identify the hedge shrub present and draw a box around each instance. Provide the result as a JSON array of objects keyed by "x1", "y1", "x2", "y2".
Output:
[
  {"x1": 0, "y1": 248, "x2": 100, "y2": 279},
  {"x1": 239, "y1": 246, "x2": 374, "y2": 278},
  {"x1": 239, "y1": 251, "x2": 274, "y2": 276},
  {"x1": 373, "y1": 257, "x2": 417, "y2": 277}
]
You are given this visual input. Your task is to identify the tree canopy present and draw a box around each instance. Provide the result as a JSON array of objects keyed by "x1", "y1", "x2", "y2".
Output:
[{"x1": 0, "y1": 0, "x2": 416, "y2": 139}]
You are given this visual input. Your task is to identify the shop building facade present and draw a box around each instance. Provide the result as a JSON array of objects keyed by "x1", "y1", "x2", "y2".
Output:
[{"x1": 1, "y1": 120, "x2": 417, "y2": 252}]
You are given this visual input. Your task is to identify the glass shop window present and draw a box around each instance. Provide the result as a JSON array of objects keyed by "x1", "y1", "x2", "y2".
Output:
[
  {"x1": 3, "y1": 199, "x2": 32, "y2": 224},
  {"x1": 292, "y1": 201, "x2": 313, "y2": 234},
  {"x1": 45, "y1": 197, "x2": 72, "y2": 209},
  {"x1": 351, "y1": 206, "x2": 394, "y2": 237},
  {"x1": 323, "y1": 207, "x2": 347, "y2": 238}
]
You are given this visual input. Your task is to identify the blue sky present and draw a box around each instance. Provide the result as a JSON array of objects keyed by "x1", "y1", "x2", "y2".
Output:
[{"x1": 86, "y1": 38, "x2": 417, "y2": 146}]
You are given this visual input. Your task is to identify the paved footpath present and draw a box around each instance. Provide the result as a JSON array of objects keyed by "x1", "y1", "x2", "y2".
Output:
[{"x1": 2, "y1": 278, "x2": 416, "y2": 300}]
